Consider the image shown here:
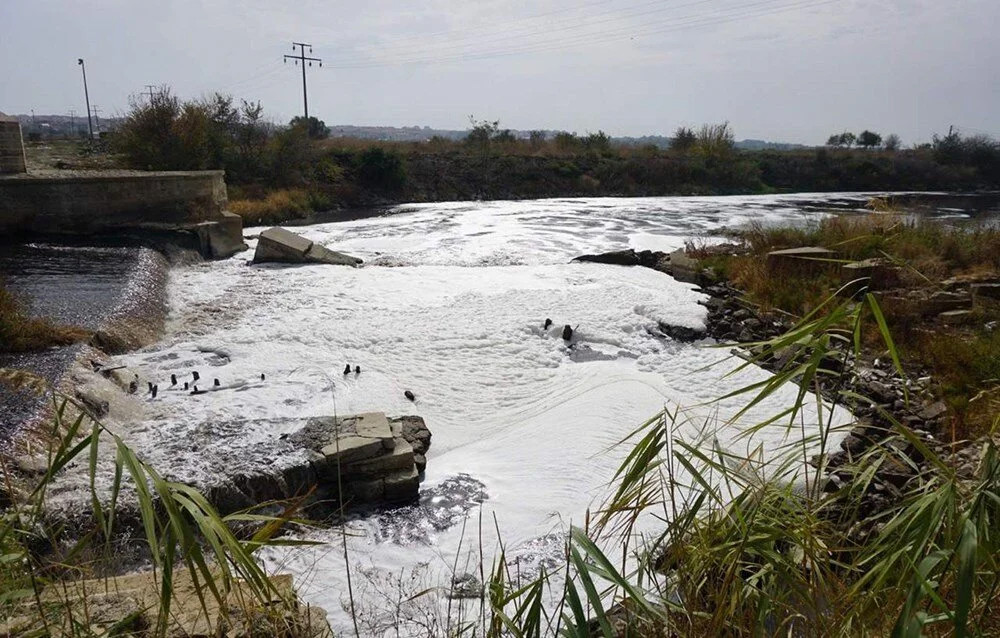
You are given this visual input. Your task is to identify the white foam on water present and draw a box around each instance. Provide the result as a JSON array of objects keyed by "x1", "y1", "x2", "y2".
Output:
[{"x1": 116, "y1": 194, "x2": 863, "y2": 633}]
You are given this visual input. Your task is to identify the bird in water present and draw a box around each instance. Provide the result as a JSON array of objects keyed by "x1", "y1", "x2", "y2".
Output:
[
  {"x1": 184, "y1": 382, "x2": 189, "y2": 391},
  {"x1": 213, "y1": 378, "x2": 220, "y2": 387},
  {"x1": 151, "y1": 385, "x2": 158, "y2": 399},
  {"x1": 147, "y1": 382, "x2": 153, "y2": 394},
  {"x1": 544, "y1": 318, "x2": 552, "y2": 330},
  {"x1": 90, "y1": 359, "x2": 103, "y2": 372},
  {"x1": 562, "y1": 325, "x2": 574, "y2": 341},
  {"x1": 354, "y1": 365, "x2": 361, "y2": 375},
  {"x1": 260, "y1": 373, "x2": 266, "y2": 381},
  {"x1": 128, "y1": 380, "x2": 138, "y2": 394},
  {"x1": 170, "y1": 374, "x2": 177, "y2": 387},
  {"x1": 192, "y1": 371, "x2": 200, "y2": 382},
  {"x1": 343, "y1": 364, "x2": 352, "y2": 375},
  {"x1": 404, "y1": 390, "x2": 415, "y2": 401}
]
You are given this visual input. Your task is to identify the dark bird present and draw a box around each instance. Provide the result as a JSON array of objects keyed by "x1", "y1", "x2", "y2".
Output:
[
  {"x1": 562, "y1": 324, "x2": 574, "y2": 341},
  {"x1": 343, "y1": 364, "x2": 352, "y2": 375},
  {"x1": 191, "y1": 385, "x2": 202, "y2": 395},
  {"x1": 404, "y1": 390, "x2": 416, "y2": 401},
  {"x1": 170, "y1": 374, "x2": 177, "y2": 387},
  {"x1": 128, "y1": 380, "x2": 138, "y2": 395},
  {"x1": 544, "y1": 318, "x2": 552, "y2": 330},
  {"x1": 260, "y1": 373, "x2": 266, "y2": 381},
  {"x1": 213, "y1": 378, "x2": 220, "y2": 387},
  {"x1": 147, "y1": 382, "x2": 153, "y2": 393},
  {"x1": 354, "y1": 365, "x2": 361, "y2": 375},
  {"x1": 90, "y1": 359, "x2": 103, "y2": 372},
  {"x1": 184, "y1": 382, "x2": 189, "y2": 390},
  {"x1": 151, "y1": 385, "x2": 158, "y2": 399},
  {"x1": 192, "y1": 371, "x2": 200, "y2": 381}
]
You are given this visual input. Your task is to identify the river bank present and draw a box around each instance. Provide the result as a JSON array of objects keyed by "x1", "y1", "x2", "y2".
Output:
[{"x1": 3, "y1": 191, "x2": 998, "y2": 635}]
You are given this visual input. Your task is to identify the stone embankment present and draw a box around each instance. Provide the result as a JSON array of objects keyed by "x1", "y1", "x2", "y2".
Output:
[{"x1": 575, "y1": 244, "x2": 994, "y2": 541}]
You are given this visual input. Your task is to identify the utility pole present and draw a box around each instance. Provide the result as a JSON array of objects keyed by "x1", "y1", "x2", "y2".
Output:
[
  {"x1": 68, "y1": 109, "x2": 76, "y2": 138},
  {"x1": 90, "y1": 105, "x2": 102, "y2": 134},
  {"x1": 283, "y1": 42, "x2": 322, "y2": 120},
  {"x1": 77, "y1": 58, "x2": 94, "y2": 140},
  {"x1": 144, "y1": 84, "x2": 158, "y2": 102}
]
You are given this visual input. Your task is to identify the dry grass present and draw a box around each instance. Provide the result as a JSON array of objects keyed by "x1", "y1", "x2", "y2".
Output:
[
  {"x1": 229, "y1": 188, "x2": 313, "y2": 226},
  {"x1": 0, "y1": 280, "x2": 90, "y2": 353},
  {"x1": 712, "y1": 213, "x2": 1000, "y2": 435}
]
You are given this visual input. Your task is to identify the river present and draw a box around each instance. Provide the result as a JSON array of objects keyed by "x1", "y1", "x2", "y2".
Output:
[{"x1": 6, "y1": 191, "x2": 999, "y2": 633}]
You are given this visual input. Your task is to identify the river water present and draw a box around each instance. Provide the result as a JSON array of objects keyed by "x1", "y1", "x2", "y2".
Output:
[{"x1": 6, "y1": 191, "x2": 998, "y2": 633}]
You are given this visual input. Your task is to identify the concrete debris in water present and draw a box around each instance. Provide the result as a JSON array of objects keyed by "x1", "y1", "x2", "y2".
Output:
[
  {"x1": 404, "y1": 390, "x2": 415, "y2": 401},
  {"x1": 253, "y1": 226, "x2": 363, "y2": 267},
  {"x1": 128, "y1": 380, "x2": 138, "y2": 394}
]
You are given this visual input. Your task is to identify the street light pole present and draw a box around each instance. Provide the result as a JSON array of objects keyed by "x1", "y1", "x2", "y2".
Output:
[{"x1": 77, "y1": 58, "x2": 94, "y2": 141}]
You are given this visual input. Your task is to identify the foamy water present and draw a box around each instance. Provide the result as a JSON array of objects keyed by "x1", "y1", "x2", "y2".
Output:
[{"x1": 117, "y1": 194, "x2": 866, "y2": 633}]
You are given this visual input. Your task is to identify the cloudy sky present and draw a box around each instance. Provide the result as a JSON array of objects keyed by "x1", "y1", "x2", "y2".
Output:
[{"x1": 2, "y1": 0, "x2": 998, "y2": 144}]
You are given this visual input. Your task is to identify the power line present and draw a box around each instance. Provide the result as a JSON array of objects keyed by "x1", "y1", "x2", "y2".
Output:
[
  {"x1": 322, "y1": 0, "x2": 841, "y2": 70},
  {"x1": 283, "y1": 42, "x2": 322, "y2": 119},
  {"x1": 322, "y1": 0, "x2": 703, "y2": 64}
]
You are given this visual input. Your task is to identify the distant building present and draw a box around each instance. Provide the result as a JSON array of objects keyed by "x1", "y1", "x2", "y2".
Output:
[{"x1": 0, "y1": 111, "x2": 28, "y2": 174}]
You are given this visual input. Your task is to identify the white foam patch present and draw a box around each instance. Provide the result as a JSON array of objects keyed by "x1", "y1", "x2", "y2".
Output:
[{"x1": 116, "y1": 194, "x2": 864, "y2": 633}]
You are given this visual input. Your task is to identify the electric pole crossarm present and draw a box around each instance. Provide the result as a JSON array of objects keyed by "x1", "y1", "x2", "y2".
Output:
[{"x1": 283, "y1": 41, "x2": 322, "y2": 120}]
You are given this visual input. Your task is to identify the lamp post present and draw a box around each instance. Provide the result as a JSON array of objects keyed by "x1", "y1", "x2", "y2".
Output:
[{"x1": 77, "y1": 58, "x2": 94, "y2": 141}]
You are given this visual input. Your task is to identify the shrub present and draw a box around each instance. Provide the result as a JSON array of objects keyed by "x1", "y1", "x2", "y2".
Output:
[
  {"x1": 229, "y1": 188, "x2": 313, "y2": 225},
  {"x1": 355, "y1": 147, "x2": 407, "y2": 192}
]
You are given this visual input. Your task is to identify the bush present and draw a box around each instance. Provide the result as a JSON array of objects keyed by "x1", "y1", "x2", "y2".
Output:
[
  {"x1": 355, "y1": 147, "x2": 406, "y2": 192},
  {"x1": 228, "y1": 188, "x2": 313, "y2": 225}
]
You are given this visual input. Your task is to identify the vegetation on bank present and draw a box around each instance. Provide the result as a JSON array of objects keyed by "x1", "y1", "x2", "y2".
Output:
[
  {"x1": 0, "y1": 280, "x2": 89, "y2": 353},
  {"x1": 105, "y1": 89, "x2": 1000, "y2": 223},
  {"x1": 695, "y1": 207, "x2": 1000, "y2": 435}
]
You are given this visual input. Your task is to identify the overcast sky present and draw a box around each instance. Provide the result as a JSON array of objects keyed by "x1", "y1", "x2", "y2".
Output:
[{"x1": 2, "y1": 0, "x2": 998, "y2": 144}]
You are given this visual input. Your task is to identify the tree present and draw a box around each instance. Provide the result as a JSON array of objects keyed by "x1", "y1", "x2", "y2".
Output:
[
  {"x1": 583, "y1": 130, "x2": 611, "y2": 153},
  {"x1": 671, "y1": 126, "x2": 697, "y2": 152},
  {"x1": 528, "y1": 130, "x2": 547, "y2": 148},
  {"x1": 883, "y1": 133, "x2": 901, "y2": 151},
  {"x1": 289, "y1": 115, "x2": 329, "y2": 139},
  {"x1": 826, "y1": 131, "x2": 856, "y2": 148},
  {"x1": 857, "y1": 130, "x2": 882, "y2": 149}
]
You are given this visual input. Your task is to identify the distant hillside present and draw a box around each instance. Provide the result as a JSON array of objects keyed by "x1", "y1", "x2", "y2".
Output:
[
  {"x1": 327, "y1": 124, "x2": 809, "y2": 150},
  {"x1": 15, "y1": 113, "x2": 809, "y2": 149}
]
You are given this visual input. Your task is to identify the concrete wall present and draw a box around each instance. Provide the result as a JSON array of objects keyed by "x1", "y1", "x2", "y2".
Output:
[
  {"x1": 0, "y1": 170, "x2": 228, "y2": 235},
  {"x1": 0, "y1": 120, "x2": 27, "y2": 174}
]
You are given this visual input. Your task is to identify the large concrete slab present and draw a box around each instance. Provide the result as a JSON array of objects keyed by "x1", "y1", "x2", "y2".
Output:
[{"x1": 253, "y1": 226, "x2": 362, "y2": 266}]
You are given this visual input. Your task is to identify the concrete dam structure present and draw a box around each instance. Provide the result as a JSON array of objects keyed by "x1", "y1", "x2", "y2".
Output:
[
  {"x1": 0, "y1": 169, "x2": 246, "y2": 259},
  {"x1": 0, "y1": 112, "x2": 27, "y2": 174}
]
